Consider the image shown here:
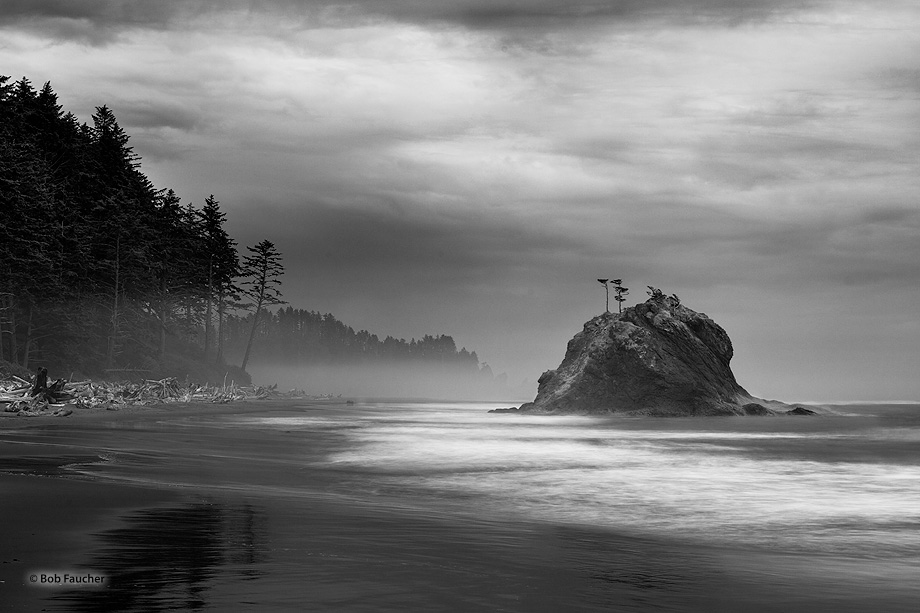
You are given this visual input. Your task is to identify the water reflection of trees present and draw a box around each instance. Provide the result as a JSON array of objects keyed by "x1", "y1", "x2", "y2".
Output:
[{"x1": 50, "y1": 502, "x2": 266, "y2": 612}]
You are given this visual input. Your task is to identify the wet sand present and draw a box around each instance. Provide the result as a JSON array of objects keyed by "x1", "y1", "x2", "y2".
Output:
[
  {"x1": 0, "y1": 404, "x2": 593, "y2": 611},
  {"x1": 1, "y1": 401, "x2": 917, "y2": 611},
  {"x1": 0, "y1": 473, "x2": 182, "y2": 611}
]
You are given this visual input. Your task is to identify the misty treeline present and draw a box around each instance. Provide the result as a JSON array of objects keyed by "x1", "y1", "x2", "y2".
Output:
[
  {"x1": 0, "y1": 75, "x2": 493, "y2": 384},
  {"x1": 0, "y1": 76, "x2": 244, "y2": 378},
  {"x1": 221, "y1": 307, "x2": 489, "y2": 375}
]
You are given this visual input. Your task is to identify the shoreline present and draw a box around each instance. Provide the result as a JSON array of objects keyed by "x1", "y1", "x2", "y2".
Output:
[
  {"x1": 0, "y1": 408, "x2": 597, "y2": 612},
  {"x1": 2, "y1": 399, "x2": 919, "y2": 611}
]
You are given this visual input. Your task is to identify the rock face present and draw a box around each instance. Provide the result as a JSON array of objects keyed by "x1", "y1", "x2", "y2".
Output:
[{"x1": 519, "y1": 294, "x2": 761, "y2": 416}]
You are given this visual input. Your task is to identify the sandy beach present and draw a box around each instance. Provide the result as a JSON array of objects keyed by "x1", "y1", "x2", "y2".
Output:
[
  {"x1": 0, "y1": 402, "x2": 594, "y2": 611},
  {"x1": 2, "y1": 400, "x2": 919, "y2": 611}
]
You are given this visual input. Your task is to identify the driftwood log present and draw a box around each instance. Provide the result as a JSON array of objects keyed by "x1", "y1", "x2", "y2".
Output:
[{"x1": 29, "y1": 367, "x2": 70, "y2": 403}]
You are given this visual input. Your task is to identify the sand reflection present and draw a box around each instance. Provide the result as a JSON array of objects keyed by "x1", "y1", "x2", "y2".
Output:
[{"x1": 50, "y1": 502, "x2": 266, "y2": 612}]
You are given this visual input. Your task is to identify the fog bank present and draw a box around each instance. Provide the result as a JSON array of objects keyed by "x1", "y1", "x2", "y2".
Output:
[{"x1": 247, "y1": 362, "x2": 535, "y2": 402}]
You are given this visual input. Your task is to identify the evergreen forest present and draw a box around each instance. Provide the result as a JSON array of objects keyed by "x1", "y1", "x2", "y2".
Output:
[{"x1": 0, "y1": 76, "x2": 489, "y2": 386}]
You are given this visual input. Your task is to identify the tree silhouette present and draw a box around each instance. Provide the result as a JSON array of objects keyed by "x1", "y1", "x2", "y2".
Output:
[
  {"x1": 198, "y1": 195, "x2": 239, "y2": 362},
  {"x1": 612, "y1": 279, "x2": 629, "y2": 313},
  {"x1": 239, "y1": 240, "x2": 285, "y2": 373},
  {"x1": 597, "y1": 279, "x2": 609, "y2": 313}
]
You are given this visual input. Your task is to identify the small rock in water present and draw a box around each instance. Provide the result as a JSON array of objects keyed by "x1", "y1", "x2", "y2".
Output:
[
  {"x1": 786, "y1": 406, "x2": 817, "y2": 416},
  {"x1": 489, "y1": 407, "x2": 521, "y2": 413}
]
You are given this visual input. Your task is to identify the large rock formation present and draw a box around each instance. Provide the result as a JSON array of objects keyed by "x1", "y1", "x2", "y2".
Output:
[{"x1": 518, "y1": 293, "x2": 768, "y2": 416}]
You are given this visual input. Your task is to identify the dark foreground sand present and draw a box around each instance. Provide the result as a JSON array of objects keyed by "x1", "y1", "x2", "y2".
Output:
[
  {"x1": 1, "y1": 401, "x2": 917, "y2": 612},
  {"x1": 0, "y1": 404, "x2": 592, "y2": 611}
]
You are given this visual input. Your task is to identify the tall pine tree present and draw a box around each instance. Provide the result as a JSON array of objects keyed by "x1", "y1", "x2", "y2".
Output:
[
  {"x1": 197, "y1": 195, "x2": 239, "y2": 363},
  {"x1": 239, "y1": 240, "x2": 285, "y2": 372}
]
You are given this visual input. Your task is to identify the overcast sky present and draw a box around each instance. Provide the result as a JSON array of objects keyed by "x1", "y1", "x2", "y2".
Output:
[{"x1": 2, "y1": 0, "x2": 918, "y2": 401}]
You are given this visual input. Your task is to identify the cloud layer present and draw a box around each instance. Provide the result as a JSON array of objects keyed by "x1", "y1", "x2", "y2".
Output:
[{"x1": 2, "y1": 0, "x2": 918, "y2": 400}]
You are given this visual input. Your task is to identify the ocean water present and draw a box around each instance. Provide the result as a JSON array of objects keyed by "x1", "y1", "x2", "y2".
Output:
[{"x1": 4, "y1": 401, "x2": 920, "y2": 611}]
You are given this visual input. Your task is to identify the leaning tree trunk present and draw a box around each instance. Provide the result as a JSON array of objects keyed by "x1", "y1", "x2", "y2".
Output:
[
  {"x1": 22, "y1": 304, "x2": 33, "y2": 371},
  {"x1": 158, "y1": 273, "x2": 167, "y2": 359},
  {"x1": 204, "y1": 257, "x2": 213, "y2": 360},
  {"x1": 241, "y1": 298, "x2": 263, "y2": 373},
  {"x1": 8, "y1": 302, "x2": 18, "y2": 366},
  {"x1": 0, "y1": 295, "x2": 5, "y2": 363},
  {"x1": 107, "y1": 236, "x2": 121, "y2": 371},
  {"x1": 215, "y1": 289, "x2": 225, "y2": 365}
]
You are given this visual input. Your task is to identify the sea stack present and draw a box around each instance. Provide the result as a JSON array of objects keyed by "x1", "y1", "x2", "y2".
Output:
[{"x1": 518, "y1": 291, "x2": 767, "y2": 415}]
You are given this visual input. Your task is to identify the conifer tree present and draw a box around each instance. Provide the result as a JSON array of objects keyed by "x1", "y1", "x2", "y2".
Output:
[
  {"x1": 0, "y1": 74, "x2": 230, "y2": 373},
  {"x1": 613, "y1": 279, "x2": 629, "y2": 313},
  {"x1": 198, "y1": 195, "x2": 239, "y2": 361},
  {"x1": 597, "y1": 279, "x2": 610, "y2": 313},
  {"x1": 239, "y1": 240, "x2": 285, "y2": 372},
  {"x1": 0, "y1": 78, "x2": 59, "y2": 366},
  {"x1": 147, "y1": 189, "x2": 199, "y2": 357}
]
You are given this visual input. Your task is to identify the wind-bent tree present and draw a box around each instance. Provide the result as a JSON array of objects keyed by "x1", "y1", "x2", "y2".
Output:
[
  {"x1": 612, "y1": 279, "x2": 629, "y2": 313},
  {"x1": 597, "y1": 279, "x2": 609, "y2": 313},
  {"x1": 239, "y1": 240, "x2": 285, "y2": 372}
]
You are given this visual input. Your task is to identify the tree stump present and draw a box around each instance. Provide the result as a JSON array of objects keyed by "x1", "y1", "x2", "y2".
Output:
[{"x1": 30, "y1": 367, "x2": 48, "y2": 398}]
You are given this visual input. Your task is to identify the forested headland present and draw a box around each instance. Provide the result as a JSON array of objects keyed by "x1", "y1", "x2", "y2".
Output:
[{"x1": 0, "y1": 75, "x2": 497, "y2": 391}]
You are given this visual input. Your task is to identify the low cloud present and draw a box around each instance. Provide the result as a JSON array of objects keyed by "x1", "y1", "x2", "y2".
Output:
[
  {"x1": 118, "y1": 101, "x2": 202, "y2": 131},
  {"x1": 1, "y1": 0, "x2": 918, "y2": 400},
  {"x1": 1, "y1": 0, "x2": 839, "y2": 45}
]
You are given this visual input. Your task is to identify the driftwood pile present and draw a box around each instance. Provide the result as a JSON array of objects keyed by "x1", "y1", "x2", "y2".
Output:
[{"x1": 1, "y1": 367, "x2": 314, "y2": 417}]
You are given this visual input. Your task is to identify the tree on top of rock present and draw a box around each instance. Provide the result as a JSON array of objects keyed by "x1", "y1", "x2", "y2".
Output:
[
  {"x1": 646, "y1": 286, "x2": 682, "y2": 308},
  {"x1": 597, "y1": 279, "x2": 610, "y2": 312},
  {"x1": 612, "y1": 279, "x2": 629, "y2": 313}
]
